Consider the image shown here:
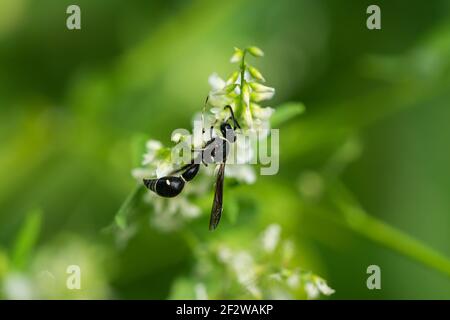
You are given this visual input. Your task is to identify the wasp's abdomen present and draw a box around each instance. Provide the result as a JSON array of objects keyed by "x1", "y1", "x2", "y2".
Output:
[
  {"x1": 143, "y1": 176, "x2": 185, "y2": 198},
  {"x1": 181, "y1": 164, "x2": 200, "y2": 181}
]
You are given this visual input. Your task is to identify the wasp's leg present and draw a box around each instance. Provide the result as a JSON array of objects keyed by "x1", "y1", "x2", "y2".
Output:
[
  {"x1": 202, "y1": 96, "x2": 210, "y2": 134},
  {"x1": 167, "y1": 163, "x2": 191, "y2": 176}
]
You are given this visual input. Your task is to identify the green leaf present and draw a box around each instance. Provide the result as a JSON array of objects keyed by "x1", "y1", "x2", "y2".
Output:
[
  {"x1": 271, "y1": 102, "x2": 305, "y2": 127},
  {"x1": 247, "y1": 46, "x2": 264, "y2": 57},
  {"x1": 330, "y1": 181, "x2": 450, "y2": 278},
  {"x1": 11, "y1": 208, "x2": 42, "y2": 270}
]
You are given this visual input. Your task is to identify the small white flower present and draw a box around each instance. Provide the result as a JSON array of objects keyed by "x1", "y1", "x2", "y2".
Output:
[
  {"x1": 230, "y1": 48, "x2": 244, "y2": 63},
  {"x1": 146, "y1": 140, "x2": 162, "y2": 150},
  {"x1": 208, "y1": 72, "x2": 226, "y2": 91},
  {"x1": 210, "y1": 107, "x2": 222, "y2": 115},
  {"x1": 225, "y1": 133, "x2": 254, "y2": 165},
  {"x1": 225, "y1": 165, "x2": 256, "y2": 184},
  {"x1": 253, "y1": 105, "x2": 274, "y2": 121},
  {"x1": 261, "y1": 224, "x2": 281, "y2": 253},
  {"x1": 179, "y1": 197, "x2": 201, "y2": 218},
  {"x1": 235, "y1": 71, "x2": 252, "y2": 86},
  {"x1": 147, "y1": 196, "x2": 181, "y2": 232},
  {"x1": 230, "y1": 251, "x2": 261, "y2": 298},
  {"x1": 209, "y1": 93, "x2": 232, "y2": 108},
  {"x1": 142, "y1": 140, "x2": 163, "y2": 165},
  {"x1": 305, "y1": 282, "x2": 319, "y2": 300},
  {"x1": 248, "y1": 66, "x2": 265, "y2": 82},
  {"x1": 131, "y1": 168, "x2": 154, "y2": 180},
  {"x1": 315, "y1": 278, "x2": 335, "y2": 296},
  {"x1": 251, "y1": 118, "x2": 271, "y2": 139},
  {"x1": 171, "y1": 132, "x2": 183, "y2": 143},
  {"x1": 247, "y1": 46, "x2": 264, "y2": 57},
  {"x1": 208, "y1": 73, "x2": 234, "y2": 107},
  {"x1": 144, "y1": 181, "x2": 202, "y2": 232},
  {"x1": 210, "y1": 106, "x2": 230, "y2": 122},
  {"x1": 226, "y1": 71, "x2": 240, "y2": 85},
  {"x1": 249, "y1": 82, "x2": 274, "y2": 93},
  {"x1": 286, "y1": 273, "x2": 300, "y2": 289},
  {"x1": 251, "y1": 91, "x2": 275, "y2": 102},
  {"x1": 3, "y1": 273, "x2": 34, "y2": 300},
  {"x1": 217, "y1": 246, "x2": 233, "y2": 263},
  {"x1": 218, "y1": 247, "x2": 261, "y2": 298},
  {"x1": 155, "y1": 161, "x2": 173, "y2": 178},
  {"x1": 242, "y1": 83, "x2": 251, "y2": 108},
  {"x1": 231, "y1": 251, "x2": 254, "y2": 280},
  {"x1": 195, "y1": 283, "x2": 208, "y2": 300}
]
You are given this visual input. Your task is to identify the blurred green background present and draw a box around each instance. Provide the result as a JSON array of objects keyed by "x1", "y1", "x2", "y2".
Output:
[{"x1": 1, "y1": 0, "x2": 450, "y2": 299}]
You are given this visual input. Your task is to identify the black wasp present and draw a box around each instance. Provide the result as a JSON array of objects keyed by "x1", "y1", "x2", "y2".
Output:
[{"x1": 143, "y1": 105, "x2": 241, "y2": 230}]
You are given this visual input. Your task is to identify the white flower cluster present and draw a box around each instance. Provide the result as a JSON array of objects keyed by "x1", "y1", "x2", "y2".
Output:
[
  {"x1": 175, "y1": 223, "x2": 335, "y2": 299},
  {"x1": 303, "y1": 275, "x2": 335, "y2": 299},
  {"x1": 142, "y1": 180, "x2": 204, "y2": 232},
  {"x1": 208, "y1": 47, "x2": 275, "y2": 138}
]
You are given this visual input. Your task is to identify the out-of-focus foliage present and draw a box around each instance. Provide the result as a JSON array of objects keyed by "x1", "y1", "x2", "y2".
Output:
[
  {"x1": 1, "y1": 0, "x2": 450, "y2": 299},
  {"x1": 169, "y1": 224, "x2": 334, "y2": 299}
]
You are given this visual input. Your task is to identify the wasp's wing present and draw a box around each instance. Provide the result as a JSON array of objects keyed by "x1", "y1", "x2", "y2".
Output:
[{"x1": 209, "y1": 163, "x2": 225, "y2": 230}]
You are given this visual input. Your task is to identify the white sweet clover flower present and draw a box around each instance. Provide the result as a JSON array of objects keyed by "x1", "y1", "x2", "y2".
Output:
[
  {"x1": 305, "y1": 281, "x2": 320, "y2": 299},
  {"x1": 203, "y1": 46, "x2": 277, "y2": 183},
  {"x1": 131, "y1": 139, "x2": 173, "y2": 180},
  {"x1": 224, "y1": 164, "x2": 256, "y2": 184},
  {"x1": 142, "y1": 140, "x2": 163, "y2": 165},
  {"x1": 261, "y1": 223, "x2": 281, "y2": 253},
  {"x1": 170, "y1": 223, "x2": 335, "y2": 299},
  {"x1": 194, "y1": 283, "x2": 208, "y2": 300},
  {"x1": 303, "y1": 274, "x2": 335, "y2": 299},
  {"x1": 208, "y1": 46, "x2": 275, "y2": 139},
  {"x1": 2, "y1": 273, "x2": 34, "y2": 299},
  {"x1": 144, "y1": 188, "x2": 202, "y2": 232},
  {"x1": 315, "y1": 277, "x2": 336, "y2": 295}
]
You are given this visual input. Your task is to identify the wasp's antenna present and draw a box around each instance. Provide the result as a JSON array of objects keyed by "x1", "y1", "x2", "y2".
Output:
[
  {"x1": 202, "y1": 96, "x2": 209, "y2": 135},
  {"x1": 203, "y1": 95, "x2": 219, "y2": 140},
  {"x1": 224, "y1": 105, "x2": 241, "y2": 130}
]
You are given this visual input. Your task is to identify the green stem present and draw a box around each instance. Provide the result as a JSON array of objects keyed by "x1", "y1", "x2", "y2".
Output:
[
  {"x1": 237, "y1": 49, "x2": 247, "y2": 120},
  {"x1": 329, "y1": 182, "x2": 450, "y2": 277},
  {"x1": 240, "y1": 49, "x2": 247, "y2": 89},
  {"x1": 114, "y1": 184, "x2": 145, "y2": 229}
]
